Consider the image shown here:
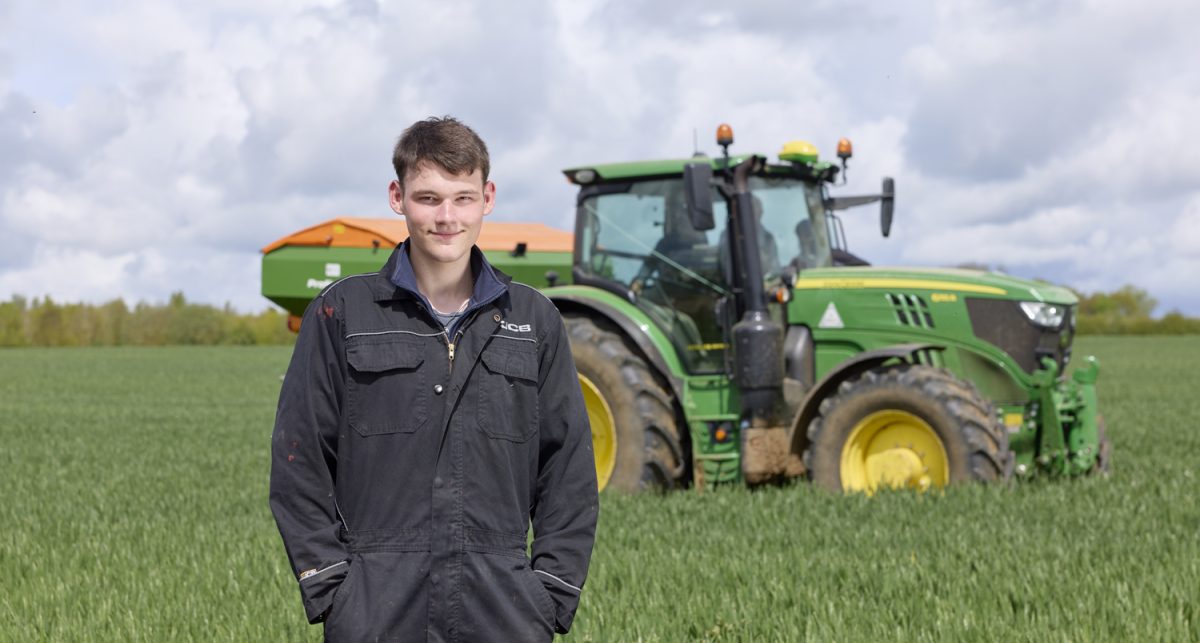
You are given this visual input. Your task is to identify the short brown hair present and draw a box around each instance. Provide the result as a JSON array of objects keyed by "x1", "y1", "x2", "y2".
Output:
[{"x1": 392, "y1": 116, "x2": 490, "y2": 187}]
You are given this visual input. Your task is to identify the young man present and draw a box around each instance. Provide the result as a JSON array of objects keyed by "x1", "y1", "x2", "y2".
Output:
[{"x1": 270, "y1": 117, "x2": 598, "y2": 641}]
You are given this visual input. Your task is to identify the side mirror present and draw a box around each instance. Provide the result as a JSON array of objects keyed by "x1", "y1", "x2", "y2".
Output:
[
  {"x1": 683, "y1": 162, "x2": 715, "y2": 231},
  {"x1": 880, "y1": 177, "x2": 895, "y2": 238}
]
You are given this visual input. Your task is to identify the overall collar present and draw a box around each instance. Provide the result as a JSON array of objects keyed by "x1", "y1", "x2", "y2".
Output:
[{"x1": 371, "y1": 240, "x2": 511, "y2": 317}]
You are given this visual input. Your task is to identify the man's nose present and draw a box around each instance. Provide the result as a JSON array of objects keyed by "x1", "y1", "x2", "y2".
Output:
[{"x1": 434, "y1": 202, "x2": 455, "y2": 223}]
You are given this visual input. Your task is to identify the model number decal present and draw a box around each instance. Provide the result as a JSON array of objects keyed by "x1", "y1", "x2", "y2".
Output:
[{"x1": 931, "y1": 293, "x2": 958, "y2": 303}]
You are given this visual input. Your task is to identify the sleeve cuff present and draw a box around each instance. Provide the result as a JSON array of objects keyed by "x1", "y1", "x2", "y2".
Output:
[
  {"x1": 534, "y1": 569, "x2": 582, "y2": 634},
  {"x1": 298, "y1": 560, "x2": 350, "y2": 624}
]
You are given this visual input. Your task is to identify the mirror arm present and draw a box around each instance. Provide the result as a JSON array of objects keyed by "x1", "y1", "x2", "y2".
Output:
[{"x1": 825, "y1": 194, "x2": 882, "y2": 210}]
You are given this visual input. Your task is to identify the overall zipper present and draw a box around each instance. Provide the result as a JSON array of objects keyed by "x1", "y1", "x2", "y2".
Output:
[
  {"x1": 441, "y1": 309, "x2": 481, "y2": 371},
  {"x1": 442, "y1": 328, "x2": 456, "y2": 365}
]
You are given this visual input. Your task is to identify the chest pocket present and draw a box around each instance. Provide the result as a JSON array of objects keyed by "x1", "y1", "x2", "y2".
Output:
[
  {"x1": 346, "y1": 337, "x2": 429, "y2": 436},
  {"x1": 475, "y1": 340, "x2": 540, "y2": 442}
]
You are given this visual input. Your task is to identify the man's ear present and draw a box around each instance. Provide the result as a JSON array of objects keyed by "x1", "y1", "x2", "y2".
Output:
[
  {"x1": 482, "y1": 180, "x2": 496, "y2": 216},
  {"x1": 388, "y1": 179, "x2": 404, "y2": 215}
]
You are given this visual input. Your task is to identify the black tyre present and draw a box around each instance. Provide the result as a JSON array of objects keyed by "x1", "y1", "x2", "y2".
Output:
[
  {"x1": 805, "y1": 364, "x2": 1012, "y2": 493},
  {"x1": 564, "y1": 315, "x2": 685, "y2": 492}
]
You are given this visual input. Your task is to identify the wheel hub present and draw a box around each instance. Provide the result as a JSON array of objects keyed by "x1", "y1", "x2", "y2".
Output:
[
  {"x1": 841, "y1": 410, "x2": 949, "y2": 493},
  {"x1": 578, "y1": 374, "x2": 617, "y2": 491}
]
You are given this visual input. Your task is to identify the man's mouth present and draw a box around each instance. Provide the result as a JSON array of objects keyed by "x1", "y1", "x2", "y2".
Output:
[{"x1": 431, "y1": 231, "x2": 461, "y2": 241}]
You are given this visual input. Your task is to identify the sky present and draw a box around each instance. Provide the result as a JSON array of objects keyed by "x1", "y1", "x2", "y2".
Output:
[{"x1": 2, "y1": 0, "x2": 1199, "y2": 314}]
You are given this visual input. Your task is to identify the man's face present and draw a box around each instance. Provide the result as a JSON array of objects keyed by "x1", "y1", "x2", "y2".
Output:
[{"x1": 389, "y1": 162, "x2": 495, "y2": 267}]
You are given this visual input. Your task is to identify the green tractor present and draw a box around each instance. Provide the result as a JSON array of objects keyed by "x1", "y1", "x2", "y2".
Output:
[
  {"x1": 261, "y1": 125, "x2": 1108, "y2": 494},
  {"x1": 549, "y1": 126, "x2": 1106, "y2": 493}
]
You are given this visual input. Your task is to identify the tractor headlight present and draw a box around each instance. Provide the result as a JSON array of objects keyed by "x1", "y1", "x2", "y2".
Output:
[{"x1": 1019, "y1": 301, "x2": 1066, "y2": 328}]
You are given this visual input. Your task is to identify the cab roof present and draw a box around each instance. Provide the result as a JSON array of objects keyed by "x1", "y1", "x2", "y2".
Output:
[{"x1": 562, "y1": 154, "x2": 838, "y2": 184}]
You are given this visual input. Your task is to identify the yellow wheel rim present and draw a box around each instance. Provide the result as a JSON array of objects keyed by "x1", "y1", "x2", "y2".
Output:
[
  {"x1": 579, "y1": 374, "x2": 617, "y2": 491},
  {"x1": 840, "y1": 410, "x2": 949, "y2": 494}
]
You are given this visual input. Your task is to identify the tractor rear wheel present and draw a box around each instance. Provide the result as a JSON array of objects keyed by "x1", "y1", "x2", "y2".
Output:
[
  {"x1": 564, "y1": 315, "x2": 685, "y2": 492},
  {"x1": 805, "y1": 365, "x2": 1012, "y2": 493}
]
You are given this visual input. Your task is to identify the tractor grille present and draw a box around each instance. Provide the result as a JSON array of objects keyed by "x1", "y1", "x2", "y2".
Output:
[
  {"x1": 965, "y1": 298, "x2": 1074, "y2": 374},
  {"x1": 887, "y1": 293, "x2": 935, "y2": 329}
]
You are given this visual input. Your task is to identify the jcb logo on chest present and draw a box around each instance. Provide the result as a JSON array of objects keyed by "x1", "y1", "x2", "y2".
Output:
[{"x1": 500, "y1": 321, "x2": 532, "y2": 333}]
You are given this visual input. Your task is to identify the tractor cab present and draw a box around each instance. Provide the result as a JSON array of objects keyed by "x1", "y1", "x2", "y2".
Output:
[{"x1": 564, "y1": 132, "x2": 888, "y2": 376}]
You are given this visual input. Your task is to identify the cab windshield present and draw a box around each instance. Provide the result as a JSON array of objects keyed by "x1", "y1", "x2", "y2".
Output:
[
  {"x1": 746, "y1": 175, "x2": 833, "y2": 275},
  {"x1": 576, "y1": 173, "x2": 831, "y2": 373}
]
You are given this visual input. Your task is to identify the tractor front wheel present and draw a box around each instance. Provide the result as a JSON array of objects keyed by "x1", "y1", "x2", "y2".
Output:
[
  {"x1": 805, "y1": 365, "x2": 1012, "y2": 493},
  {"x1": 565, "y1": 315, "x2": 685, "y2": 492}
]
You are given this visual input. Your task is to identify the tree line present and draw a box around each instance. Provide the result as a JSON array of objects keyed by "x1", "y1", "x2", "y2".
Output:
[
  {"x1": 0, "y1": 293, "x2": 296, "y2": 347},
  {"x1": 0, "y1": 284, "x2": 1196, "y2": 348},
  {"x1": 1074, "y1": 285, "x2": 1200, "y2": 334}
]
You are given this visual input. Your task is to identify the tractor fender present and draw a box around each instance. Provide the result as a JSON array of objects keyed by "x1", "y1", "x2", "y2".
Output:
[
  {"x1": 787, "y1": 343, "x2": 942, "y2": 459},
  {"x1": 548, "y1": 292, "x2": 686, "y2": 404}
]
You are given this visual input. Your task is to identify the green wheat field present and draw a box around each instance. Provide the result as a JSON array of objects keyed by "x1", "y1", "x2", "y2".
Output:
[{"x1": 2, "y1": 337, "x2": 1197, "y2": 641}]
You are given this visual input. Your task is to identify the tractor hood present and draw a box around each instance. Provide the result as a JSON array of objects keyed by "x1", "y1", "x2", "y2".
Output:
[{"x1": 794, "y1": 266, "x2": 1078, "y2": 305}]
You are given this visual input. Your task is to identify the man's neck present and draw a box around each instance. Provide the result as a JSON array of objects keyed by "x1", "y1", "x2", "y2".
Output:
[{"x1": 409, "y1": 250, "x2": 474, "y2": 314}]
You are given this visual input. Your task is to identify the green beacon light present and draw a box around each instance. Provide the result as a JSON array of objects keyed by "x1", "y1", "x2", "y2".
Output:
[{"x1": 779, "y1": 140, "x2": 819, "y2": 164}]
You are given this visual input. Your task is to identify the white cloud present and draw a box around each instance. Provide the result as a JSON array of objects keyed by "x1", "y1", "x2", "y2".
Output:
[
  {"x1": 1168, "y1": 197, "x2": 1200, "y2": 258},
  {"x1": 0, "y1": 245, "x2": 142, "y2": 305},
  {"x1": 874, "y1": 0, "x2": 1200, "y2": 313},
  {"x1": 0, "y1": 0, "x2": 1198, "y2": 316}
]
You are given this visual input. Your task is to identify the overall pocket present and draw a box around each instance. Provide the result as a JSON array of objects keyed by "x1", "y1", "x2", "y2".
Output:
[
  {"x1": 327, "y1": 558, "x2": 359, "y2": 620},
  {"x1": 346, "y1": 336, "x2": 429, "y2": 435},
  {"x1": 475, "y1": 342, "x2": 540, "y2": 442},
  {"x1": 522, "y1": 562, "x2": 558, "y2": 629}
]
